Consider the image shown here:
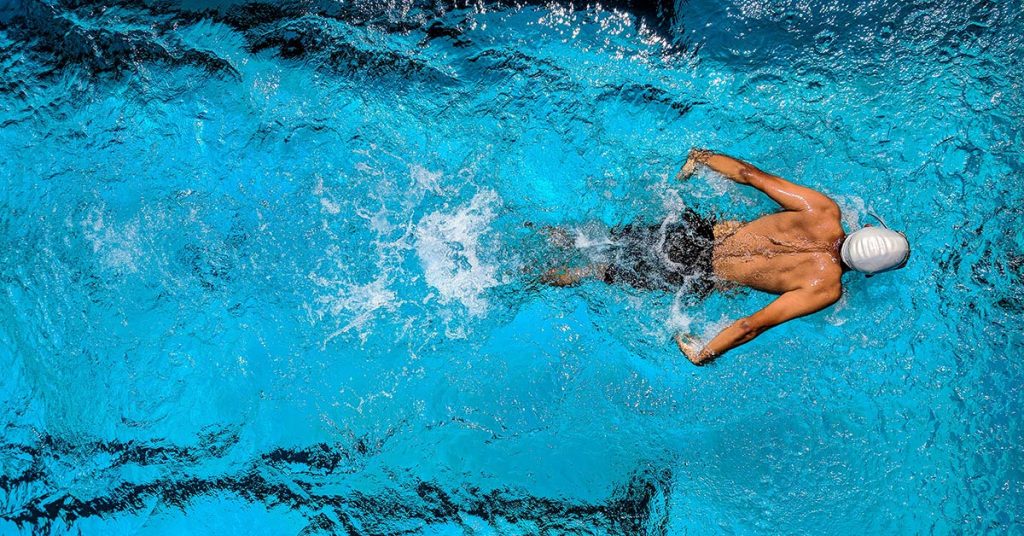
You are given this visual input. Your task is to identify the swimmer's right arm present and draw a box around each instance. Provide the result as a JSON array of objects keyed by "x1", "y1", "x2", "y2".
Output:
[
  {"x1": 678, "y1": 284, "x2": 841, "y2": 366},
  {"x1": 677, "y1": 149, "x2": 837, "y2": 213}
]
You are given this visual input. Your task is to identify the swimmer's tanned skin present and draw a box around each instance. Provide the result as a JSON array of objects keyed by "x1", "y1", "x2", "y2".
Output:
[{"x1": 674, "y1": 149, "x2": 844, "y2": 366}]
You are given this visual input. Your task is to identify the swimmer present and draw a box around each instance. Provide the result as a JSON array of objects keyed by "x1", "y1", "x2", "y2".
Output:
[{"x1": 541, "y1": 149, "x2": 910, "y2": 366}]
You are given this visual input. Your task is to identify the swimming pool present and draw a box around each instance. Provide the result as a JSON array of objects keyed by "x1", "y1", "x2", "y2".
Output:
[{"x1": 1, "y1": 0, "x2": 1022, "y2": 533}]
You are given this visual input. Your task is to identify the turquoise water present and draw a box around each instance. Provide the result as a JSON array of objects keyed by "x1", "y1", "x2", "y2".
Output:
[{"x1": 1, "y1": 0, "x2": 1022, "y2": 533}]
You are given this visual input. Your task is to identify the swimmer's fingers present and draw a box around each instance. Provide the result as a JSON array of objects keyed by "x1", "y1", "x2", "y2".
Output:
[
  {"x1": 676, "y1": 148, "x2": 711, "y2": 181},
  {"x1": 673, "y1": 332, "x2": 701, "y2": 363},
  {"x1": 676, "y1": 160, "x2": 698, "y2": 181}
]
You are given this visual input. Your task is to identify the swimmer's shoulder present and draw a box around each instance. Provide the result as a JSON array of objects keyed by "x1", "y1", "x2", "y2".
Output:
[
  {"x1": 800, "y1": 195, "x2": 844, "y2": 239},
  {"x1": 808, "y1": 257, "x2": 844, "y2": 297},
  {"x1": 792, "y1": 265, "x2": 843, "y2": 309}
]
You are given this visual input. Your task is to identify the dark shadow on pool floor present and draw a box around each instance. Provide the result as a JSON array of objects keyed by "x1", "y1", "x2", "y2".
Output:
[{"x1": 1, "y1": 434, "x2": 673, "y2": 535}]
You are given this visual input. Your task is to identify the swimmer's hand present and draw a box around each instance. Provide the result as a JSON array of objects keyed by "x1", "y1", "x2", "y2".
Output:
[
  {"x1": 676, "y1": 148, "x2": 713, "y2": 181},
  {"x1": 674, "y1": 333, "x2": 708, "y2": 366}
]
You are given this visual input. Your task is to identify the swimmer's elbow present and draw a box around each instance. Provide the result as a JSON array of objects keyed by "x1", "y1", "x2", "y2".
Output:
[
  {"x1": 736, "y1": 166, "x2": 758, "y2": 186},
  {"x1": 735, "y1": 318, "x2": 767, "y2": 342},
  {"x1": 810, "y1": 285, "x2": 842, "y2": 308},
  {"x1": 813, "y1": 199, "x2": 841, "y2": 218},
  {"x1": 823, "y1": 286, "x2": 843, "y2": 305}
]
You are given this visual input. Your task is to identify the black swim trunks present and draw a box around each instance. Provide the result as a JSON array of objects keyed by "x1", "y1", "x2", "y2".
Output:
[{"x1": 601, "y1": 209, "x2": 717, "y2": 295}]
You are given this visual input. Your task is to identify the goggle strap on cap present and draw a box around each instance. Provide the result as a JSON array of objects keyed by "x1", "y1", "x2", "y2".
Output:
[{"x1": 866, "y1": 210, "x2": 889, "y2": 229}]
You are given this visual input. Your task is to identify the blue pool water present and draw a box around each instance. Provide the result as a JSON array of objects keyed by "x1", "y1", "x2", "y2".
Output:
[{"x1": 1, "y1": 0, "x2": 1022, "y2": 533}]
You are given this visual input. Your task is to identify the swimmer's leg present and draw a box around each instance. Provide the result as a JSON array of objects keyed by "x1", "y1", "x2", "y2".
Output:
[{"x1": 540, "y1": 263, "x2": 608, "y2": 287}]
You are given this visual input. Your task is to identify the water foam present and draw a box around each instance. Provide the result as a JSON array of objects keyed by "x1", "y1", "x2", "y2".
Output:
[
  {"x1": 80, "y1": 206, "x2": 141, "y2": 274},
  {"x1": 834, "y1": 194, "x2": 867, "y2": 231},
  {"x1": 414, "y1": 189, "x2": 501, "y2": 317},
  {"x1": 665, "y1": 288, "x2": 695, "y2": 335},
  {"x1": 409, "y1": 164, "x2": 445, "y2": 195},
  {"x1": 571, "y1": 223, "x2": 613, "y2": 249},
  {"x1": 312, "y1": 275, "x2": 399, "y2": 347}
]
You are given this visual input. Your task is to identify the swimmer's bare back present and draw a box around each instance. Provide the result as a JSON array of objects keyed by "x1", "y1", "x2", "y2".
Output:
[{"x1": 675, "y1": 149, "x2": 845, "y2": 366}]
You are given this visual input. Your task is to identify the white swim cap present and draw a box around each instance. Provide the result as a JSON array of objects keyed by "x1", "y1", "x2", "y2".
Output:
[{"x1": 841, "y1": 227, "x2": 910, "y2": 274}]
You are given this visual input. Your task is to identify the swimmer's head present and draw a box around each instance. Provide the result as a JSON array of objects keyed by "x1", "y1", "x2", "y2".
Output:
[{"x1": 841, "y1": 215, "x2": 910, "y2": 275}]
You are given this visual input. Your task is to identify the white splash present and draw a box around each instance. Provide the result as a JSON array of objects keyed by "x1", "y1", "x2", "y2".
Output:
[
  {"x1": 414, "y1": 189, "x2": 501, "y2": 317},
  {"x1": 314, "y1": 176, "x2": 341, "y2": 214},
  {"x1": 410, "y1": 164, "x2": 444, "y2": 195},
  {"x1": 669, "y1": 165, "x2": 755, "y2": 207},
  {"x1": 825, "y1": 291, "x2": 851, "y2": 327},
  {"x1": 571, "y1": 223, "x2": 613, "y2": 249},
  {"x1": 660, "y1": 185, "x2": 686, "y2": 213},
  {"x1": 80, "y1": 207, "x2": 141, "y2": 274},
  {"x1": 665, "y1": 289, "x2": 695, "y2": 335},
  {"x1": 695, "y1": 314, "x2": 734, "y2": 346},
  {"x1": 834, "y1": 194, "x2": 867, "y2": 230},
  {"x1": 312, "y1": 274, "x2": 399, "y2": 346},
  {"x1": 706, "y1": 169, "x2": 753, "y2": 203}
]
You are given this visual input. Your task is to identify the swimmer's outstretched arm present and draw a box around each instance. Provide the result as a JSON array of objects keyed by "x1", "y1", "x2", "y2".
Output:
[
  {"x1": 677, "y1": 149, "x2": 837, "y2": 213},
  {"x1": 675, "y1": 286, "x2": 841, "y2": 366}
]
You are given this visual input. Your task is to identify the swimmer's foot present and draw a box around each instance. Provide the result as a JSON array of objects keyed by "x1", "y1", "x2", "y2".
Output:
[
  {"x1": 541, "y1": 226, "x2": 574, "y2": 249},
  {"x1": 540, "y1": 266, "x2": 586, "y2": 286},
  {"x1": 540, "y1": 264, "x2": 606, "y2": 287}
]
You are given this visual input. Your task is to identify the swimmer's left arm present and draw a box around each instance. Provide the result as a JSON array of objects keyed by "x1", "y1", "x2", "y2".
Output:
[
  {"x1": 677, "y1": 149, "x2": 837, "y2": 214},
  {"x1": 676, "y1": 286, "x2": 841, "y2": 366}
]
